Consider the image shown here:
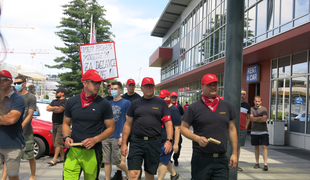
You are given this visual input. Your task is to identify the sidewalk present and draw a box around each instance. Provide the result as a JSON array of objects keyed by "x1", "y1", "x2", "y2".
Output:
[{"x1": 1, "y1": 134, "x2": 310, "y2": 179}]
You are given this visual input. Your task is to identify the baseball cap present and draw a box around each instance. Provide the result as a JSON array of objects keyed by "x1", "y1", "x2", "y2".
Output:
[
  {"x1": 141, "y1": 77, "x2": 155, "y2": 86},
  {"x1": 159, "y1": 89, "x2": 170, "y2": 98},
  {"x1": 201, "y1": 74, "x2": 218, "y2": 85},
  {"x1": 0, "y1": 70, "x2": 12, "y2": 80},
  {"x1": 55, "y1": 87, "x2": 66, "y2": 94},
  {"x1": 81, "y1": 69, "x2": 104, "y2": 82},
  {"x1": 170, "y1": 92, "x2": 178, "y2": 97},
  {"x1": 126, "y1": 78, "x2": 135, "y2": 85},
  {"x1": 107, "y1": 83, "x2": 111, "y2": 87}
]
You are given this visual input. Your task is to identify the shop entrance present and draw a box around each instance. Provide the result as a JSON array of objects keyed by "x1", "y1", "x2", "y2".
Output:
[{"x1": 248, "y1": 83, "x2": 260, "y2": 107}]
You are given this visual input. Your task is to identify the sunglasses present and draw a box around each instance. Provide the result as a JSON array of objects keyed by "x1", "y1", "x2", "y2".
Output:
[
  {"x1": 171, "y1": 96, "x2": 177, "y2": 99},
  {"x1": 107, "y1": 87, "x2": 111, "y2": 89},
  {"x1": 0, "y1": 77, "x2": 11, "y2": 82},
  {"x1": 14, "y1": 82, "x2": 24, "y2": 85},
  {"x1": 88, "y1": 80, "x2": 101, "y2": 85}
]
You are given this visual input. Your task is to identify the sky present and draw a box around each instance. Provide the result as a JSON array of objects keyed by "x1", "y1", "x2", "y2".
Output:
[{"x1": 0, "y1": 0, "x2": 168, "y2": 84}]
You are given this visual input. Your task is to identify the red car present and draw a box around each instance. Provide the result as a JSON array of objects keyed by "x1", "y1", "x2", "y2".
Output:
[{"x1": 31, "y1": 118, "x2": 55, "y2": 159}]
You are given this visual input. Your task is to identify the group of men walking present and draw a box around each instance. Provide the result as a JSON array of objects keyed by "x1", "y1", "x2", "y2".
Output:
[{"x1": 0, "y1": 68, "x2": 270, "y2": 180}]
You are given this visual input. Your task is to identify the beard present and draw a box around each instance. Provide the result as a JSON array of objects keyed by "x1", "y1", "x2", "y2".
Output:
[{"x1": 56, "y1": 96, "x2": 61, "y2": 99}]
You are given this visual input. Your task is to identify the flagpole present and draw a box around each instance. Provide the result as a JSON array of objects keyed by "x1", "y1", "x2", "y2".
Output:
[{"x1": 90, "y1": 14, "x2": 93, "y2": 44}]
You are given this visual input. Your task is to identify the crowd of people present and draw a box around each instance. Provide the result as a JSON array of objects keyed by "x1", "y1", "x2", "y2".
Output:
[{"x1": 0, "y1": 69, "x2": 270, "y2": 180}]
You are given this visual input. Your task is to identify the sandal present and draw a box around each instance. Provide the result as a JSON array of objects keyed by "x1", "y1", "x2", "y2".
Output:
[
  {"x1": 56, "y1": 159, "x2": 64, "y2": 163},
  {"x1": 47, "y1": 160, "x2": 57, "y2": 166},
  {"x1": 238, "y1": 167, "x2": 243, "y2": 171}
]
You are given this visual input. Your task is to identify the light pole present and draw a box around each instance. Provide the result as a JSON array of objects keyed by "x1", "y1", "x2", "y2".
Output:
[
  {"x1": 40, "y1": 62, "x2": 44, "y2": 98},
  {"x1": 138, "y1": 67, "x2": 142, "y2": 87}
]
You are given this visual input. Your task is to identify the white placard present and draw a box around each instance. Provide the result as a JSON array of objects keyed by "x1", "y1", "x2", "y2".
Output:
[{"x1": 79, "y1": 41, "x2": 119, "y2": 80}]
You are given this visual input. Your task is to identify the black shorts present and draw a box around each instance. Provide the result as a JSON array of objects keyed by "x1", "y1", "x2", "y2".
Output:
[
  {"x1": 127, "y1": 135, "x2": 161, "y2": 175},
  {"x1": 251, "y1": 134, "x2": 269, "y2": 146},
  {"x1": 191, "y1": 151, "x2": 229, "y2": 180}
]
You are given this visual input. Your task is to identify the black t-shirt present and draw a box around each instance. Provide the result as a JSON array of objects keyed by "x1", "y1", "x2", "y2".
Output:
[
  {"x1": 50, "y1": 98, "x2": 67, "y2": 124},
  {"x1": 104, "y1": 95, "x2": 113, "y2": 101},
  {"x1": 161, "y1": 105, "x2": 181, "y2": 143},
  {"x1": 64, "y1": 94, "x2": 114, "y2": 149},
  {"x1": 176, "y1": 103, "x2": 184, "y2": 116},
  {"x1": 183, "y1": 99, "x2": 237, "y2": 154},
  {"x1": 122, "y1": 92, "x2": 141, "y2": 103},
  {"x1": 127, "y1": 96, "x2": 171, "y2": 137}
]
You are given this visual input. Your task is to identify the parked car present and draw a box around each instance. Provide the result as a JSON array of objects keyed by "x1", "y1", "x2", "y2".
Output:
[
  {"x1": 294, "y1": 113, "x2": 310, "y2": 122},
  {"x1": 32, "y1": 118, "x2": 54, "y2": 159}
]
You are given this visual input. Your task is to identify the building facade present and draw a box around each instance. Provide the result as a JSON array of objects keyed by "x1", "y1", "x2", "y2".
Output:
[{"x1": 150, "y1": 0, "x2": 310, "y2": 150}]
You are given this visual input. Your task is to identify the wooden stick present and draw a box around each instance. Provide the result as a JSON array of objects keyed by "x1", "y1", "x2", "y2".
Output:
[
  {"x1": 208, "y1": 138, "x2": 221, "y2": 145},
  {"x1": 70, "y1": 142, "x2": 82, "y2": 146}
]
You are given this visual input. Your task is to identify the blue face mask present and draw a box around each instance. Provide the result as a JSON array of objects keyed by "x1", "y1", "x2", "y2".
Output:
[
  {"x1": 111, "y1": 90, "x2": 119, "y2": 98},
  {"x1": 15, "y1": 84, "x2": 23, "y2": 92}
]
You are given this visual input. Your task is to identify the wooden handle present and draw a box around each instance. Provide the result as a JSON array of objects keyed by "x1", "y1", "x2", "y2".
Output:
[
  {"x1": 70, "y1": 142, "x2": 82, "y2": 146},
  {"x1": 208, "y1": 138, "x2": 221, "y2": 145}
]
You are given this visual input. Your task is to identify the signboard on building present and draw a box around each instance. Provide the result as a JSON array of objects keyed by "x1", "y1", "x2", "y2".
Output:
[
  {"x1": 246, "y1": 65, "x2": 260, "y2": 83},
  {"x1": 79, "y1": 41, "x2": 119, "y2": 80},
  {"x1": 295, "y1": 97, "x2": 303, "y2": 104}
]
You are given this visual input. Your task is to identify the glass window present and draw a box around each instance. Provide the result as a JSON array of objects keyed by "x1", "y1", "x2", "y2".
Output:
[
  {"x1": 256, "y1": 0, "x2": 267, "y2": 36},
  {"x1": 274, "y1": 0, "x2": 280, "y2": 27},
  {"x1": 292, "y1": 51, "x2": 307, "y2": 76},
  {"x1": 278, "y1": 56, "x2": 291, "y2": 77},
  {"x1": 215, "y1": 6, "x2": 221, "y2": 29},
  {"x1": 270, "y1": 80, "x2": 276, "y2": 120},
  {"x1": 277, "y1": 79, "x2": 290, "y2": 122},
  {"x1": 271, "y1": 59, "x2": 278, "y2": 79},
  {"x1": 248, "y1": 0, "x2": 257, "y2": 7},
  {"x1": 290, "y1": 76, "x2": 307, "y2": 133},
  {"x1": 281, "y1": 0, "x2": 293, "y2": 24},
  {"x1": 247, "y1": 5, "x2": 256, "y2": 38},
  {"x1": 307, "y1": 76, "x2": 310, "y2": 134},
  {"x1": 203, "y1": 1, "x2": 207, "y2": 18},
  {"x1": 295, "y1": 0, "x2": 309, "y2": 18}
]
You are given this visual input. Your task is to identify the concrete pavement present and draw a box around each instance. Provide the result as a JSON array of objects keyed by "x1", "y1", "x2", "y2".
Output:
[{"x1": 1, "y1": 134, "x2": 310, "y2": 179}]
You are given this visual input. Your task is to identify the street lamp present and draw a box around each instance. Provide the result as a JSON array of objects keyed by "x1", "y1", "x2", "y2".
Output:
[{"x1": 139, "y1": 67, "x2": 142, "y2": 86}]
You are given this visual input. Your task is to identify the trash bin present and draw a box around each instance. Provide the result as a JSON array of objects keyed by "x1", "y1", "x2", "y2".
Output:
[{"x1": 267, "y1": 119, "x2": 285, "y2": 145}]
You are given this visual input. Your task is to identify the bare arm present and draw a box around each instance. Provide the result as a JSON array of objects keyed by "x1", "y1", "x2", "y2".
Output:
[
  {"x1": 0, "y1": 110, "x2": 22, "y2": 125},
  {"x1": 245, "y1": 114, "x2": 250, "y2": 129},
  {"x1": 46, "y1": 105, "x2": 56, "y2": 112},
  {"x1": 180, "y1": 121, "x2": 208, "y2": 147},
  {"x1": 63, "y1": 115, "x2": 73, "y2": 148},
  {"x1": 46, "y1": 105, "x2": 65, "y2": 114},
  {"x1": 173, "y1": 125, "x2": 180, "y2": 153},
  {"x1": 256, "y1": 115, "x2": 267, "y2": 123},
  {"x1": 81, "y1": 118, "x2": 115, "y2": 149},
  {"x1": 163, "y1": 120, "x2": 173, "y2": 154},
  {"x1": 228, "y1": 120, "x2": 238, "y2": 169},
  {"x1": 121, "y1": 116, "x2": 134, "y2": 156},
  {"x1": 21, "y1": 109, "x2": 34, "y2": 128}
]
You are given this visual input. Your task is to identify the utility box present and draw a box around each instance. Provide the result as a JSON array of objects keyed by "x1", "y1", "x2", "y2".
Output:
[{"x1": 267, "y1": 120, "x2": 285, "y2": 145}]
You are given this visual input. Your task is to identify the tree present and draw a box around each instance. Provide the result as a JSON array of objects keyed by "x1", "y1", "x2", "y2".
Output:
[{"x1": 46, "y1": 0, "x2": 114, "y2": 97}]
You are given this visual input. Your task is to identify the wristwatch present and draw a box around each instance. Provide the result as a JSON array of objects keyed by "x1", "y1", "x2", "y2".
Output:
[
  {"x1": 64, "y1": 135, "x2": 71, "y2": 142},
  {"x1": 166, "y1": 139, "x2": 173, "y2": 143}
]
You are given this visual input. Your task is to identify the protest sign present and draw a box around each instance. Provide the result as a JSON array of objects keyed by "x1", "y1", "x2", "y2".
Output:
[{"x1": 79, "y1": 41, "x2": 119, "y2": 80}]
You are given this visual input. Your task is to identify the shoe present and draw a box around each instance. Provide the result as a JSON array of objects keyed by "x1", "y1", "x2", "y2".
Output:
[
  {"x1": 56, "y1": 159, "x2": 64, "y2": 163},
  {"x1": 238, "y1": 167, "x2": 243, "y2": 171},
  {"x1": 174, "y1": 159, "x2": 179, "y2": 166},
  {"x1": 171, "y1": 173, "x2": 180, "y2": 180},
  {"x1": 47, "y1": 160, "x2": 57, "y2": 166},
  {"x1": 253, "y1": 164, "x2": 260, "y2": 169},
  {"x1": 111, "y1": 171, "x2": 123, "y2": 180},
  {"x1": 263, "y1": 165, "x2": 268, "y2": 171}
]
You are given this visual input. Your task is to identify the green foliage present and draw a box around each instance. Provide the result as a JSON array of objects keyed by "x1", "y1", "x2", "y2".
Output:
[
  {"x1": 46, "y1": 0, "x2": 114, "y2": 97},
  {"x1": 44, "y1": 95, "x2": 49, "y2": 99}
]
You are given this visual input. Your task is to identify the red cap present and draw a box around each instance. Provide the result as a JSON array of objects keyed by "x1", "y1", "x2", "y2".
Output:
[
  {"x1": 141, "y1": 77, "x2": 155, "y2": 86},
  {"x1": 201, "y1": 74, "x2": 218, "y2": 85},
  {"x1": 170, "y1": 92, "x2": 178, "y2": 97},
  {"x1": 107, "y1": 83, "x2": 111, "y2": 87},
  {"x1": 126, "y1": 79, "x2": 135, "y2": 85},
  {"x1": 0, "y1": 70, "x2": 12, "y2": 80},
  {"x1": 159, "y1": 89, "x2": 170, "y2": 98},
  {"x1": 81, "y1": 69, "x2": 104, "y2": 82}
]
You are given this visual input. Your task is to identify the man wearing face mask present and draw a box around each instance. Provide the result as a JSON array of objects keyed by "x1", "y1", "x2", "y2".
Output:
[
  {"x1": 2, "y1": 75, "x2": 37, "y2": 180},
  {"x1": 46, "y1": 87, "x2": 67, "y2": 166},
  {"x1": 0, "y1": 70, "x2": 25, "y2": 180},
  {"x1": 157, "y1": 89, "x2": 181, "y2": 180},
  {"x1": 102, "y1": 81, "x2": 130, "y2": 180}
]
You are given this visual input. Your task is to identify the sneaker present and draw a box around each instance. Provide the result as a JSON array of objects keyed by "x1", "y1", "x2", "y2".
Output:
[
  {"x1": 111, "y1": 171, "x2": 123, "y2": 180},
  {"x1": 171, "y1": 173, "x2": 180, "y2": 180},
  {"x1": 174, "y1": 159, "x2": 179, "y2": 166},
  {"x1": 263, "y1": 165, "x2": 268, "y2": 171},
  {"x1": 253, "y1": 164, "x2": 260, "y2": 169}
]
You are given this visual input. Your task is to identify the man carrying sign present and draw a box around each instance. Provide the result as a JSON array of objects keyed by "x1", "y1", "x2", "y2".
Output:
[{"x1": 62, "y1": 69, "x2": 115, "y2": 180}]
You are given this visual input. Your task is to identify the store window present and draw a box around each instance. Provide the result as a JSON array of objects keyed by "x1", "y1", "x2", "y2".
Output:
[
  {"x1": 278, "y1": 55, "x2": 291, "y2": 77},
  {"x1": 270, "y1": 80, "x2": 276, "y2": 120},
  {"x1": 271, "y1": 59, "x2": 277, "y2": 79},
  {"x1": 292, "y1": 51, "x2": 307, "y2": 76},
  {"x1": 277, "y1": 78, "x2": 290, "y2": 121},
  {"x1": 290, "y1": 76, "x2": 307, "y2": 133}
]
